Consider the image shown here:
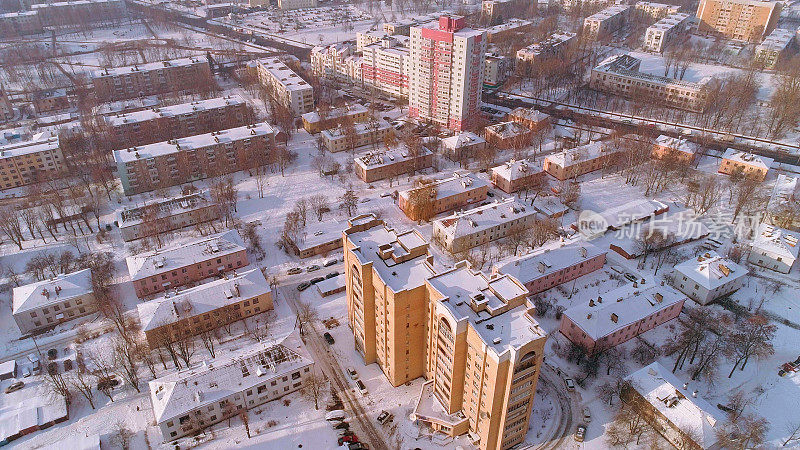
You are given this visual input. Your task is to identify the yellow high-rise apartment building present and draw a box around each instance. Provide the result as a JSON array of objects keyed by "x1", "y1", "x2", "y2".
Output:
[
  {"x1": 696, "y1": 0, "x2": 781, "y2": 42},
  {"x1": 343, "y1": 214, "x2": 547, "y2": 450}
]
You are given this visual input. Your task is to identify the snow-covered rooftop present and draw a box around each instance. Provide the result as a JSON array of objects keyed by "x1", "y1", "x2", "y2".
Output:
[
  {"x1": 0, "y1": 387, "x2": 68, "y2": 443},
  {"x1": 758, "y1": 27, "x2": 796, "y2": 51},
  {"x1": 126, "y1": 230, "x2": 246, "y2": 281},
  {"x1": 674, "y1": 251, "x2": 747, "y2": 290},
  {"x1": 427, "y1": 262, "x2": 545, "y2": 357},
  {"x1": 600, "y1": 198, "x2": 669, "y2": 230},
  {"x1": 564, "y1": 284, "x2": 685, "y2": 340},
  {"x1": 415, "y1": 16, "x2": 485, "y2": 39},
  {"x1": 399, "y1": 172, "x2": 488, "y2": 202},
  {"x1": 495, "y1": 241, "x2": 606, "y2": 285},
  {"x1": 316, "y1": 274, "x2": 345, "y2": 295},
  {"x1": 532, "y1": 196, "x2": 568, "y2": 218},
  {"x1": 721, "y1": 148, "x2": 773, "y2": 170},
  {"x1": 93, "y1": 57, "x2": 206, "y2": 79},
  {"x1": 301, "y1": 103, "x2": 367, "y2": 125},
  {"x1": 585, "y1": 4, "x2": 630, "y2": 22},
  {"x1": 138, "y1": 268, "x2": 268, "y2": 332},
  {"x1": 491, "y1": 158, "x2": 544, "y2": 182},
  {"x1": 509, "y1": 107, "x2": 550, "y2": 123},
  {"x1": 485, "y1": 18, "x2": 533, "y2": 37},
  {"x1": 434, "y1": 198, "x2": 538, "y2": 239},
  {"x1": 751, "y1": 223, "x2": 799, "y2": 261},
  {"x1": 321, "y1": 119, "x2": 391, "y2": 139},
  {"x1": 440, "y1": 131, "x2": 485, "y2": 149},
  {"x1": 354, "y1": 144, "x2": 432, "y2": 170},
  {"x1": 485, "y1": 121, "x2": 530, "y2": 139},
  {"x1": 256, "y1": 58, "x2": 312, "y2": 92},
  {"x1": 625, "y1": 362, "x2": 722, "y2": 449},
  {"x1": 149, "y1": 334, "x2": 311, "y2": 424},
  {"x1": 654, "y1": 134, "x2": 698, "y2": 155},
  {"x1": 12, "y1": 269, "x2": 92, "y2": 315},
  {"x1": 648, "y1": 12, "x2": 690, "y2": 31},
  {"x1": 0, "y1": 136, "x2": 59, "y2": 159},
  {"x1": 117, "y1": 191, "x2": 212, "y2": 228},
  {"x1": 516, "y1": 32, "x2": 576, "y2": 56},
  {"x1": 105, "y1": 95, "x2": 246, "y2": 127},
  {"x1": 113, "y1": 123, "x2": 274, "y2": 162},
  {"x1": 544, "y1": 141, "x2": 616, "y2": 168},
  {"x1": 346, "y1": 220, "x2": 435, "y2": 292}
]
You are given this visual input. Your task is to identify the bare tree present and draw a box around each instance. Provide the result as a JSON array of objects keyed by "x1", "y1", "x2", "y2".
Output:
[
  {"x1": 309, "y1": 194, "x2": 329, "y2": 222},
  {"x1": 295, "y1": 299, "x2": 319, "y2": 337},
  {"x1": 68, "y1": 369, "x2": 97, "y2": 409},
  {"x1": 339, "y1": 188, "x2": 358, "y2": 217},
  {"x1": 783, "y1": 419, "x2": 800, "y2": 447},
  {"x1": 405, "y1": 178, "x2": 437, "y2": 223},
  {"x1": 605, "y1": 403, "x2": 650, "y2": 446},
  {"x1": 302, "y1": 368, "x2": 326, "y2": 410},
  {"x1": 725, "y1": 314, "x2": 776, "y2": 378}
]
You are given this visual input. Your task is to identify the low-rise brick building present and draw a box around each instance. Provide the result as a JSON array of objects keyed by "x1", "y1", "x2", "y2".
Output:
[
  {"x1": 543, "y1": 141, "x2": 624, "y2": 180},
  {"x1": 398, "y1": 172, "x2": 489, "y2": 221},
  {"x1": 560, "y1": 285, "x2": 684, "y2": 354},
  {"x1": 126, "y1": 230, "x2": 249, "y2": 298},
  {"x1": 116, "y1": 191, "x2": 220, "y2": 242},
  {"x1": 718, "y1": 148, "x2": 772, "y2": 182},
  {"x1": 490, "y1": 159, "x2": 546, "y2": 193},
  {"x1": 113, "y1": 123, "x2": 275, "y2": 195},
  {"x1": 92, "y1": 57, "x2": 211, "y2": 102},
  {"x1": 12, "y1": 269, "x2": 95, "y2": 334},
  {"x1": 301, "y1": 104, "x2": 369, "y2": 134},
  {"x1": 484, "y1": 121, "x2": 533, "y2": 150},
  {"x1": 321, "y1": 119, "x2": 392, "y2": 153},
  {"x1": 354, "y1": 144, "x2": 433, "y2": 183},
  {"x1": 0, "y1": 135, "x2": 64, "y2": 190},
  {"x1": 651, "y1": 134, "x2": 697, "y2": 163}
]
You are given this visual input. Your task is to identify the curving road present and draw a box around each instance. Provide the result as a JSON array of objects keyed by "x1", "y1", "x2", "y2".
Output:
[{"x1": 534, "y1": 363, "x2": 578, "y2": 450}]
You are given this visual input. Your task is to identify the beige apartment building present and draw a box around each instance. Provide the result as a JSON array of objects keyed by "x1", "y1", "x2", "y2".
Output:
[
  {"x1": 515, "y1": 32, "x2": 577, "y2": 64},
  {"x1": 755, "y1": 28, "x2": 796, "y2": 68},
  {"x1": 634, "y1": 1, "x2": 681, "y2": 21},
  {"x1": 507, "y1": 108, "x2": 551, "y2": 132},
  {"x1": 12, "y1": 269, "x2": 95, "y2": 334},
  {"x1": 343, "y1": 216, "x2": 547, "y2": 450},
  {"x1": 651, "y1": 134, "x2": 698, "y2": 163},
  {"x1": 718, "y1": 148, "x2": 773, "y2": 181},
  {"x1": 543, "y1": 141, "x2": 624, "y2": 180},
  {"x1": 583, "y1": 5, "x2": 631, "y2": 40},
  {"x1": 113, "y1": 123, "x2": 275, "y2": 195},
  {"x1": 398, "y1": 172, "x2": 489, "y2": 221},
  {"x1": 138, "y1": 268, "x2": 272, "y2": 346},
  {"x1": 254, "y1": 59, "x2": 314, "y2": 115},
  {"x1": 354, "y1": 145, "x2": 434, "y2": 183},
  {"x1": 490, "y1": 159, "x2": 546, "y2": 194},
  {"x1": 644, "y1": 13, "x2": 693, "y2": 53},
  {"x1": 696, "y1": 0, "x2": 781, "y2": 41},
  {"x1": 0, "y1": 136, "x2": 64, "y2": 190},
  {"x1": 432, "y1": 198, "x2": 539, "y2": 253},
  {"x1": 92, "y1": 57, "x2": 212, "y2": 102},
  {"x1": 106, "y1": 95, "x2": 252, "y2": 148},
  {"x1": 320, "y1": 119, "x2": 392, "y2": 153},
  {"x1": 277, "y1": 0, "x2": 317, "y2": 9},
  {"x1": 590, "y1": 54, "x2": 712, "y2": 112},
  {"x1": 301, "y1": 104, "x2": 369, "y2": 134}
]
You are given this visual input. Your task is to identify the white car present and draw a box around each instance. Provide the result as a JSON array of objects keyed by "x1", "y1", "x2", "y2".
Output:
[
  {"x1": 346, "y1": 367, "x2": 358, "y2": 380},
  {"x1": 583, "y1": 407, "x2": 592, "y2": 422},
  {"x1": 325, "y1": 410, "x2": 346, "y2": 422}
]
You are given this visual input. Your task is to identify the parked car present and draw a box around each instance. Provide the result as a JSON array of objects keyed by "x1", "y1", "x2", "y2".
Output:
[
  {"x1": 47, "y1": 349, "x2": 58, "y2": 360},
  {"x1": 21, "y1": 367, "x2": 31, "y2": 378},
  {"x1": 63, "y1": 359, "x2": 73, "y2": 371},
  {"x1": 564, "y1": 378, "x2": 575, "y2": 391},
  {"x1": 333, "y1": 421, "x2": 350, "y2": 430},
  {"x1": 348, "y1": 443, "x2": 368, "y2": 450},
  {"x1": 297, "y1": 282, "x2": 312, "y2": 291},
  {"x1": 323, "y1": 332, "x2": 335, "y2": 345},
  {"x1": 583, "y1": 407, "x2": 592, "y2": 422},
  {"x1": 377, "y1": 410, "x2": 393, "y2": 424},
  {"x1": 575, "y1": 424, "x2": 586, "y2": 442},
  {"x1": 326, "y1": 410, "x2": 346, "y2": 422},
  {"x1": 356, "y1": 379, "x2": 368, "y2": 395},
  {"x1": 97, "y1": 376, "x2": 119, "y2": 391},
  {"x1": 486, "y1": 191, "x2": 494, "y2": 197},
  {"x1": 347, "y1": 367, "x2": 359, "y2": 380},
  {"x1": 338, "y1": 435, "x2": 359, "y2": 445},
  {"x1": 323, "y1": 258, "x2": 337, "y2": 267},
  {"x1": 287, "y1": 267, "x2": 303, "y2": 275},
  {"x1": 4, "y1": 381, "x2": 24, "y2": 393},
  {"x1": 307, "y1": 265, "x2": 321, "y2": 272},
  {"x1": 325, "y1": 271, "x2": 339, "y2": 279},
  {"x1": 47, "y1": 362, "x2": 58, "y2": 375},
  {"x1": 310, "y1": 276, "x2": 325, "y2": 284},
  {"x1": 27, "y1": 353, "x2": 39, "y2": 365}
]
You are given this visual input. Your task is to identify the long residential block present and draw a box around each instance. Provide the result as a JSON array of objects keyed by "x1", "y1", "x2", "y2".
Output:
[
  {"x1": 106, "y1": 95, "x2": 251, "y2": 147},
  {"x1": 150, "y1": 336, "x2": 313, "y2": 441},
  {"x1": 321, "y1": 119, "x2": 392, "y2": 153},
  {"x1": 398, "y1": 172, "x2": 489, "y2": 221},
  {"x1": 543, "y1": 140, "x2": 624, "y2": 180},
  {"x1": 138, "y1": 268, "x2": 272, "y2": 345},
  {"x1": 0, "y1": 135, "x2": 64, "y2": 190},
  {"x1": 494, "y1": 241, "x2": 607, "y2": 296},
  {"x1": 432, "y1": 198, "x2": 539, "y2": 253},
  {"x1": 92, "y1": 57, "x2": 211, "y2": 102},
  {"x1": 116, "y1": 191, "x2": 220, "y2": 242},
  {"x1": 126, "y1": 230, "x2": 249, "y2": 298},
  {"x1": 354, "y1": 144, "x2": 433, "y2": 183},
  {"x1": 254, "y1": 58, "x2": 314, "y2": 115},
  {"x1": 113, "y1": 123, "x2": 275, "y2": 195},
  {"x1": 560, "y1": 285, "x2": 684, "y2": 354},
  {"x1": 31, "y1": 0, "x2": 126, "y2": 27}
]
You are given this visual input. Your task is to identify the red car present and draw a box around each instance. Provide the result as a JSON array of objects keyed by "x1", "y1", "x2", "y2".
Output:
[{"x1": 338, "y1": 435, "x2": 359, "y2": 445}]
